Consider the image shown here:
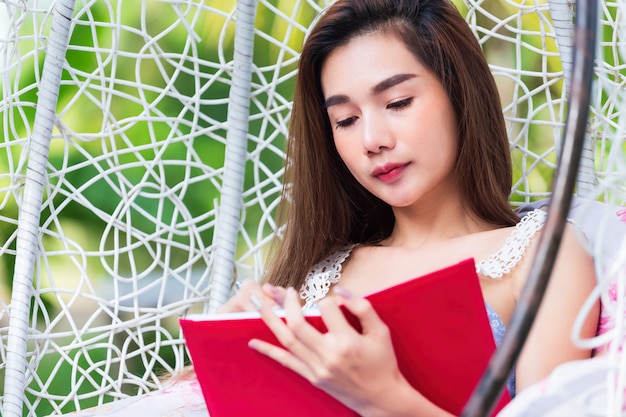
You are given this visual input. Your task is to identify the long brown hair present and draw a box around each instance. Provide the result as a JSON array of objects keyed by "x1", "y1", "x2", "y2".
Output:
[{"x1": 263, "y1": 0, "x2": 519, "y2": 289}]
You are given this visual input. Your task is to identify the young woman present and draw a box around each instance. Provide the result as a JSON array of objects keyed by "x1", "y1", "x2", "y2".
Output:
[
  {"x1": 68, "y1": 0, "x2": 599, "y2": 415},
  {"x1": 222, "y1": 0, "x2": 599, "y2": 415}
]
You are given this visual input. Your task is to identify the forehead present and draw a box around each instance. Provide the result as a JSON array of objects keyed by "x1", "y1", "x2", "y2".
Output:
[{"x1": 320, "y1": 32, "x2": 425, "y2": 95}]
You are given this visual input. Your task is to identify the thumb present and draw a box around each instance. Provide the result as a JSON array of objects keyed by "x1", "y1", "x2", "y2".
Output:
[{"x1": 334, "y1": 286, "x2": 388, "y2": 336}]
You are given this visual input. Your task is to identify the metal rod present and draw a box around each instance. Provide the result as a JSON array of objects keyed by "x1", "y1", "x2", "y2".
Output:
[{"x1": 461, "y1": 0, "x2": 598, "y2": 414}]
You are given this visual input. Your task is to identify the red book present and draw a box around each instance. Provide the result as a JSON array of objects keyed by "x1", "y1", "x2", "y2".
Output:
[{"x1": 180, "y1": 258, "x2": 511, "y2": 416}]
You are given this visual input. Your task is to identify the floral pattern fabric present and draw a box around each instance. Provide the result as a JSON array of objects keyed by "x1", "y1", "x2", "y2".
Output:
[{"x1": 59, "y1": 374, "x2": 209, "y2": 417}]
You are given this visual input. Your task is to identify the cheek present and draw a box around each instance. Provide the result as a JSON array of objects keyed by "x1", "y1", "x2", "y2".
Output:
[{"x1": 333, "y1": 136, "x2": 352, "y2": 165}]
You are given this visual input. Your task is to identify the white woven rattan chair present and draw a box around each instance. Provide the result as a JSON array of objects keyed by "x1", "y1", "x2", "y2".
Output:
[{"x1": 0, "y1": 0, "x2": 624, "y2": 416}]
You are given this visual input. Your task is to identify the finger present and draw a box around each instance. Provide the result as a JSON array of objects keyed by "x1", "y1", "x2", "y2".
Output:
[
  {"x1": 216, "y1": 293, "x2": 249, "y2": 313},
  {"x1": 283, "y1": 288, "x2": 326, "y2": 348},
  {"x1": 262, "y1": 283, "x2": 287, "y2": 306},
  {"x1": 316, "y1": 295, "x2": 359, "y2": 335},
  {"x1": 340, "y1": 296, "x2": 389, "y2": 338},
  {"x1": 216, "y1": 280, "x2": 276, "y2": 313},
  {"x1": 258, "y1": 288, "x2": 323, "y2": 363}
]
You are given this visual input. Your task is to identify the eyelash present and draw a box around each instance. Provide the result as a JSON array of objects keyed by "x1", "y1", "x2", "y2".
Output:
[
  {"x1": 334, "y1": 98, "x2": 413, "y2": 130},
  {"x1": 335, "y1": 117, "x2": 358, "y2": 130},
  {"x1": 387, "y1": 97, "x2": 413, "y2": 111}
]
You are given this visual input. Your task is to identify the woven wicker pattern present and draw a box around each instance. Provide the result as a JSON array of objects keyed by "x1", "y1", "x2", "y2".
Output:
[{"x1": 0, "y1": 0, "x2": 624, "y2": 415}]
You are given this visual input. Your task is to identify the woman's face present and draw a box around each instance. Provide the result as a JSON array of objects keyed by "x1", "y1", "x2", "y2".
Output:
[{"x1": 321, "y1": 32, "x2": 460, "y2": 210}]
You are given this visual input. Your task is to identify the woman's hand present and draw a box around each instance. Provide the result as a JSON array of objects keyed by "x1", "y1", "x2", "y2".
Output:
[
  {"x1": 248, "y1": 287, "x2": 437, "y2": 417},
  {"x1": 216, "y1": 280, "x2": 287, "y2": 313}
]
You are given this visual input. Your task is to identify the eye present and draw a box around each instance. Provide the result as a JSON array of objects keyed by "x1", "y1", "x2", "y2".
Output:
[
  {"x1": 387, "y1": 98, "x2": 413, "y2": 111},
  {"x1": 335, "y1": 116, "x2": 359, "y2": 130}
]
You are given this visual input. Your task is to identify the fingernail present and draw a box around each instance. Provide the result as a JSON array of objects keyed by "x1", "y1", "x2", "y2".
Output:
[
  {"x1": 333, "y1": 285, "x2": 352, "y2": 299},
  {"x1": 286, "y1": 287, "x2": 297, "y2": 296},
  {"x1": 250, "y1": 294, "x2": 262, "y2": 310},
  {"x1": 263, "y1": 283, "x2": 277, "y2": 296},
  {"x1": 265, "y1": 283, "x2": 286, "y2": 304}
]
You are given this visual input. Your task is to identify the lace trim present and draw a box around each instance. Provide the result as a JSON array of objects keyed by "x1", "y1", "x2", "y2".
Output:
[
  {"x1": 299, "y1": 209, "x2": 547, "y2": 306},
  {"x1": 475, "y1": 209, "x2": 547, "y2": 279},
  {"x1": 300, "y1": 247, "x2": 353, "y2": 309}
]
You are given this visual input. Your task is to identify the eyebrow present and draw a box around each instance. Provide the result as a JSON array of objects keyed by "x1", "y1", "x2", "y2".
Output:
[{"x1": 324, "y1": 73, "x2": 417, "y2": 108}]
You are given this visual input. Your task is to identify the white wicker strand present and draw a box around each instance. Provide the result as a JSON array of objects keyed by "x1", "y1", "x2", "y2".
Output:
[
  {"x1": 2, "y1": 1, "x2": 77, "y2": 417},
  {"x1": 549, "y1": 0, "x2": 576, "y2": 88},
  {"x1": 208, "y1": 0, "x2": 259, "y2": 312},
  {"x1": 549, "y1": 0, "x2": 598, "y2": 197}
]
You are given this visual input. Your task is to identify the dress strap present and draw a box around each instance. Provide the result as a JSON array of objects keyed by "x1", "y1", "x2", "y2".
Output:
[
  {"x1": 476, "y1": 209, "x2": 547, "y2": 279},
  {"x1": 300, "y1": 246, "x2": 353, "y2": 309}
]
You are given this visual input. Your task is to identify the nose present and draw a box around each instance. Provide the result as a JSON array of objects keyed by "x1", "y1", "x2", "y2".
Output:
[{"x1": 362, "y1": 111, "x2": 395, "y2": 154}]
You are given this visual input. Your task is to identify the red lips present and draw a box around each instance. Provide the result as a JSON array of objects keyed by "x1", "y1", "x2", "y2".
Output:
[{"x1": 372, "y1": 162, "x2": 409, "y2": 182}]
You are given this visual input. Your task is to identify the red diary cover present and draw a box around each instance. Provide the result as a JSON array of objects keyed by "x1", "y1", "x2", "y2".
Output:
[{"x1": 180, "y1": 258, "x2": 511, "y2": 417}]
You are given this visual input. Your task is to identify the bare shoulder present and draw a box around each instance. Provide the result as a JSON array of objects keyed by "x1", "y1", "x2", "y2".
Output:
[
  {"x1": 561, "y1": 221, "x2": 593, "y2": 257},
  {"x1": 515, "y1": 221, "x2": 599, "y2": 390},
  {"x1": 513, "y1": 220, "x2": 595, "y2": 296},
  {"x1": 553, "y1": 221, "x2": 596, "y2": 284}
]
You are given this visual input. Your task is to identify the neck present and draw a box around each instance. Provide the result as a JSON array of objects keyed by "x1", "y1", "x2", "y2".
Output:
[{"x1": 383, "y1": 198, "x2": 496, "y2": 250}]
